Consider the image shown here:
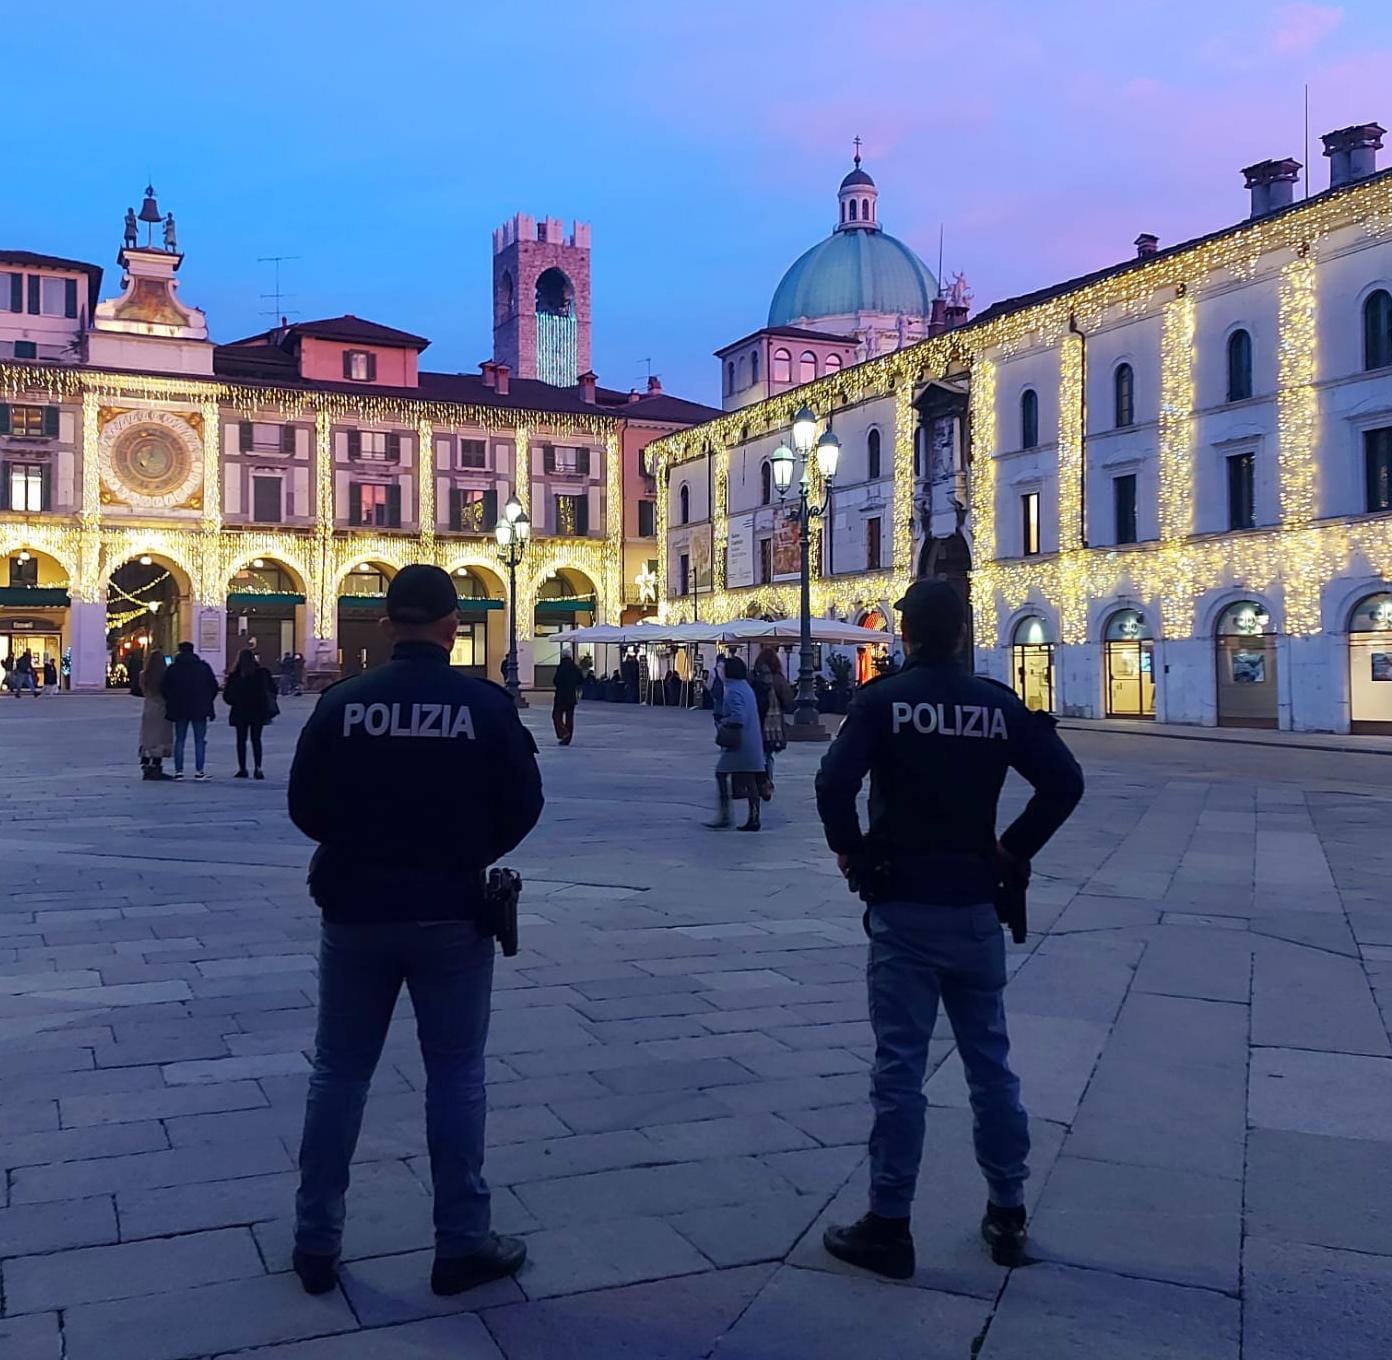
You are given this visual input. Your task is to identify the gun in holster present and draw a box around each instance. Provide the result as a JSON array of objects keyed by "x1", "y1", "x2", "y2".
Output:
[
  {"x1": 994, "y1": 859, "x2": 1030, "y2": 945},
  {"x1": 482, "y1": 868, "x2": 523, "y2": 957}
]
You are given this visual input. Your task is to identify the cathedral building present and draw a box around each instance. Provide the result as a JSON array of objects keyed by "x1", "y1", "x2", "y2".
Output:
[
  {"x1": 0, "y1": 193, "x2": 715, "y2": 691},
  {"x1": 651, "y1": 122, "x2": 1392, "y2": 734}
]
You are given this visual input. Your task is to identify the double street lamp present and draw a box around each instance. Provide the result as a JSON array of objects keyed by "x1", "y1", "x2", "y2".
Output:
[
  {"x1": 494, "y1": 492, "x2": 530, "y2": 706},
  {"x1": 771, "y1": 404, "x2": 840, "y2": 739}
]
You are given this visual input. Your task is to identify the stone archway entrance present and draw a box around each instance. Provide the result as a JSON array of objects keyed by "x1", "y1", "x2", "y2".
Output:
[
  {"x1": 337, "y1": 560, "x2": 396, "y2": 674},
  {"x1": 227, "y1": 557, "x2": 308, "y2": 675},
  {"x1": 448, "y1": 564, "x2": 506, "y2": 678},
  {"x1": 0, "y1": 547, "x2": 71, "y2": 690},
  {"x1": 918, "y1": 531, "x2": 973, "y2": 659},
  {"x1": 107, "y1": 555, "x2": 191, "y2": 689},
  {"x1": 533, "y1": 567, "x2": 597, "y2": 687}
]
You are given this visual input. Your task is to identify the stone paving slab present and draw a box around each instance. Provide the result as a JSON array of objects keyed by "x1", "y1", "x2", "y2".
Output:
[{"x1": 1, "y1": 699, "x2": 1390, "y2": 1357}]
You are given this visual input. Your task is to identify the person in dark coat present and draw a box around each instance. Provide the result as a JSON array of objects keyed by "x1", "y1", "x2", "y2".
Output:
[
  {"x1": 224, "y1": 648, "x2": 278, "y2": 779},
  {"x1": 621, "y1": 653, "x2": 639, "y2": 702},
  {"x1": 552, "y1": 652, "x2": 582, "y2": 746},
  {"x1": 162, "y1": 642, "x2": 220, "y2": 779}
]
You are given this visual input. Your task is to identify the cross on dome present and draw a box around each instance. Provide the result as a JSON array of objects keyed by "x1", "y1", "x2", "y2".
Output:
[{"x1": 837, "y1": 141, "x2": 878, "y2": 232}]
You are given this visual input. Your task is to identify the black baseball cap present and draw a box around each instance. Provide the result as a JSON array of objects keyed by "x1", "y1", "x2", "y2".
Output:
[
  {"x1": 385, "y1": 564, "x2": 459, "y2": 624},
  {"x1": 894, "y1": 579, "x2": 965, "y2": 650}
]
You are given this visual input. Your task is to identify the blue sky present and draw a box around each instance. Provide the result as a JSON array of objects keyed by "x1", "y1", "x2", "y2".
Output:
[{"x1": 10, "y1": 2, "x2": 1392, "y2": 403}]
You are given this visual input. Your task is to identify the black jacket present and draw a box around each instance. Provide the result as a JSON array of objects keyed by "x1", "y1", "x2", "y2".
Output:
[
  {"x1": 815, "y1": 654, "x2": 1084, "y2": 905},
  {"x1": 553, "y1": 655, "x2": 583, "y2": 703},
  {"x1": 288, "y1": 641, "x2": 544, "y2": 923},
  {"x1": 162, "y1": 653, "x2": 220, "y2": 722},
  {"x1": 223, "y1": 666, "x2": 277, "y2": 726}
]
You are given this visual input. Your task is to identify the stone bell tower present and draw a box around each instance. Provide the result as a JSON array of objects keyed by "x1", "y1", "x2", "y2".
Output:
[{"x1": 491, "y1": 215, "x2": 591, "y2": 386}]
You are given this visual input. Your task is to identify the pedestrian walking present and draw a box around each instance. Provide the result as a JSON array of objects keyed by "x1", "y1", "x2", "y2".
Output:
[
  {"x1": 224, "y1": 648, "x2": 279, "y2": 779},
  {"x1": 11, "y1": 649, "x2": 37, "y2": 697},
  {"x1": 287, "y1": 564, "x2": 544, "y2": 1300},
  {"x1": 278, "y1": 653, "x2": 296, "y2": 697},
  {"x1": 814, "y1": 580, "x2": 1084, "y2": 1278},
  {"x1": 137, "y1": 653, "x2": 175, "y2": 781},
  {"x1": 163, "y1": 642, "x2": 219, "y2": 780},
  {"x1": 551, "y1": 651, "x2": 582, "y2": 745},
  {"x1": 42, "y1": 657, "x2": 58, "y2": 691},
  {"x1": 753, "y1": 648, "x2": 794, "y2": 797},
  {"x1": 708, "y1": 656, "x2": 766, "y2": 832}
]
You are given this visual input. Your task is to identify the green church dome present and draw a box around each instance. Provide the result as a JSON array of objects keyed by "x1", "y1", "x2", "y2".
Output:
[{"x1": 768, "y1": 228, "x2": 939, "y2": 329}]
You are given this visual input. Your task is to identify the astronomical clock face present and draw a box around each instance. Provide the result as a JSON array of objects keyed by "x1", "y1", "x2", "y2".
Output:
[{"x1": 99, "y1": 409, "x2": 202, "y2": 509}]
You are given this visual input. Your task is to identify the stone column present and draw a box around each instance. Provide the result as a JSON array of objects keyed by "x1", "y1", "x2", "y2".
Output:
[
  {"x1": 67, "y1": 600, "x2": 109, "y2": 692},
  {"x1": 192, "y1": 603, "x2": 226, "y2": 676}
]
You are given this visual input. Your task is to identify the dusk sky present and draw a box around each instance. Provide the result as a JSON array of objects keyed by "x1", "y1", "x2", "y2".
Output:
[{"x1": 15, "y1": 1, "x2": 1392, "y2": 403}]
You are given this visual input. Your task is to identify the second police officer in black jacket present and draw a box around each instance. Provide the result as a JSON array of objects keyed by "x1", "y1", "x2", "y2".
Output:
[
  {"x1": 815, "y1": 579, "x2": 1083, "y2": 1279},
  {"x1": 287, "y1": 565, "x2": 544, "y2": 1299}
]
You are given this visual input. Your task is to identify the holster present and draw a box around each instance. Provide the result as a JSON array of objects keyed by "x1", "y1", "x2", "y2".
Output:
[
  {"x1": 994, "y1": 863, "x2": 1030, "y2": 945},
  {"x1": 482, "y1": 868, "x2": 523, "y2": 957}
]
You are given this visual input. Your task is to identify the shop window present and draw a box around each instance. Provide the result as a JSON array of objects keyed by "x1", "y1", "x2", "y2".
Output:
[
  {"x1": 9, "y1": 554, "x2": 38, "y2": 587},
  {"x1": 1227, "y1": 452, "x2": 1255, "y2": 530},
  {"x1": 1365, "y1": 426, "x2": 1392, "y2": 512},
  {"x1": 1227, "y1": 329, "x2": 1253, "y2": 401},
  {"x1": 1114, "y1": 364, "x2": 1135, "y2": 428},
  {"x1": 1020, "y1": 389, "x2": 1039, "y2": 449},
  {"x1": 1114, "y1": 473, "x2": 1137, "y2": 544},
  {"x1": 1021, "y1": 491, "x2": 1040, "y2": 556}
]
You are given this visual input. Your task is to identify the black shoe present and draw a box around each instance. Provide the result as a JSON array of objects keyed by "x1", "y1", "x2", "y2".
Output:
[
  {"x1": 981, "y1": 1203, "x2": 1028, "y2": 1267},
  {"x1": 292, "y1": 1248, "x2": 339, "y2": 1295},
  {"x1": 705, "y1": 800, "x2": 732, "y2": 829},
  {"x1": 234, "y1": 769, "x2": 249, "y2": 779},
  {"x1": 738, "y1": 813, "x2": 761, "y2": 832},
  {"x1": 254, "y1": 768, "x2": 265, "y2": 780},
  {"x1": 823, "y1": 1213, "x2": 915, "y2": 1280},
  {"x1": 431, "y1": 1234, "x2": 527, "y2": 1295}
]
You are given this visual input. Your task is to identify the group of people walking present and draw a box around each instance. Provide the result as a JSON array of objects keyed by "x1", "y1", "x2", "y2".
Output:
[
  {"x1": 708, "y1": 647, "x2": 796, "y2": 832},
  {"x1": 3, "y1": 650, "x2": 58, "y2": 695},
  {"x1": 137, "y1": 643, "x2": 280, "y2": 780}
]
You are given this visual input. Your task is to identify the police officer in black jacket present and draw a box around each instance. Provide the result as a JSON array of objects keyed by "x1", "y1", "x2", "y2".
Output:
[
  {"x1": 815, "y1": 579, "x2": 1083, "y2": 1279},
  {"x1": 287, "y1": 564, "x2": 543, "y2": 1299}
]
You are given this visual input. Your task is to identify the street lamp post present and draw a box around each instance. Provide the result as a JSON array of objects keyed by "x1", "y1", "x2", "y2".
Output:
[
  {"x1": 771, "y1": 404, "x2": 840, "y2": 741},
  {"x1": 494, "y1": 492, "x2": 531, "y2": 707}
]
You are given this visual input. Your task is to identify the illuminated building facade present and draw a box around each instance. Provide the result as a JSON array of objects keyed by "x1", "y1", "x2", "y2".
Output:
[
  {"x1": 651, "y1": 122, "x2": 1392, "y2": 733},
  {"x1": 0, "y1": 196, "x2": 715, "y2": 691}
]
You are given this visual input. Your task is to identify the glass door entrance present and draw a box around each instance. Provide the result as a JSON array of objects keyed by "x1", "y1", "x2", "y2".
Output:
[
  {"x1": 1105, "y1": 640, "x2": 1155, "y2": 717},
  {"x1": 1012, "y1": 643, "x2": 1055, "y2": 712}
]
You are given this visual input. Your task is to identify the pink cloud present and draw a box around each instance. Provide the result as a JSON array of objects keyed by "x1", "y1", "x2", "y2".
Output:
[{"x1": 1271, "y1": 3, "x2": 1343, "y2": 56}]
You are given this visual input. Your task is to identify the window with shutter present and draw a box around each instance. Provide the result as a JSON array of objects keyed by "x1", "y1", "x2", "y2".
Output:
[
  {"x1": 26, "y1": 276, "x2": 39, "y2": 314},
  {"x1": 449, "y1": 488, "x2": 464, "y2": 531},
  {"x1": 348, "y1": 482, "x2": 362, "y2": 523},
  {"x1": 386, "y1": 432, "x2": 401, "y2": 461},
  {"x1": 40, "y1": 463, "x2": 51, "y2": 512},
  {"x1": 64, "y1": 278, "x2": 78, "y2": 318},
  {"x1": 239, "y1": 421, "x2": 254, "y2": 452},
  {"x1": 577, "y1": 447, "x2": 591, "y2": 474},
  {"x1": 13, "y1": 342, "x2": 35, "y2": 359},
  {"x1": 386, "y1": 483, "x2": 402, "y2": 527},
  {"x1": 343, "y1": 351, "x2": 354, "y2": 379},
  {"x1": 42, "y1": 406, "x2": 58, "y2": 438},
  {"x1": 347, "y1": 430, "x2": 362, "y2": 461},
  {"x1": 7, "y1": 274, "x2": 21, "y2": 312},
  {"x1": 543, "y1": 445, "x2": 556, "y2": 473},
  {"x1": 367, "y1": 353, "x2": 378, "y2": 381},
  {"x1": 280, "y1": 424, "x2": 297, "y2": 455},
  {"x1": 457, "y1": 439, "x2": 486, "y2": 469},
  {"x1": 0, "y1": 404, "x2": 8, "y2": 435},
  {"x1": 0, "y1": 461, "x2": 8, "y2": 509}
]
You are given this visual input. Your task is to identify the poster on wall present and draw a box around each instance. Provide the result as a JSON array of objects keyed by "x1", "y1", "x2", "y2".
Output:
[
  {"x1": 1372, "y1": 652, "x2": 1392, "y2": 682},
  {"x1": 690, "y1": 533, "x2": 713, "y2": 591},
  {"x1": 726, "y1": 523, "x2": 754, "y2": 588},
  {"x1": 772, "y1": 516, "x2": 800, "y2": 580},
  {"x1": 1231, "y1": 650, "x2": 1266, "y2": 684},
  {"x1": 198, "y1": 609, "x2": 222, "y2": 654}
]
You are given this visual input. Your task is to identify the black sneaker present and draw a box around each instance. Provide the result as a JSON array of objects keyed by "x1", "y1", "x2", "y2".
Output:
[
  {"x1": 981, "y1": 1203, "x2": 1028, "y2": 1266},
  {"x1": 291, "y1": 1248, "x2": 338, "y2": 1295},
  {"x1": 431, "y1": 1233, "x2": 527, "y2": 1296},
  {"x1": 823, "y1": 1212, "x2": 915, "y2": 1280}
]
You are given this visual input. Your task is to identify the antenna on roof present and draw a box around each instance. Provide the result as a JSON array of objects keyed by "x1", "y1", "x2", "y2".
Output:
[
  {"x1": 937, "y1": 224, "x2": 944, "y2": 291},
  {"x1": 1303, "y1": 83, "x2": 1310, "y2": 200},
  {"x1": 257, "y1": 255, "x2": 301, "y2": 322},
  {"x1": 639, "y1": 357, "x2": 652, "y2": 382}
]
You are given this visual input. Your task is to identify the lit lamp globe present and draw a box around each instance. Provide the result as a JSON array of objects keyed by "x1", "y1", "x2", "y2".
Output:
[
  {"x1": 815, "y1": 429, "x2": 841, "y2": 481},
  {"x1": 514, "y1": 511, "x2": 531, "y2": 541},
  {"x1": 771, "y1": 444, "x2": 796, "y2": 497},
  {"x1": 791, "y1": 404, "x2": 817, "y2": 456},
  {"x1": 503, "y1": 494, "x2": 524, "y2": 525}
]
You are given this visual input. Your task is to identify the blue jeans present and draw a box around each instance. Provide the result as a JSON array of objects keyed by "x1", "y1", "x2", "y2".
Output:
[
  {"x1": 173, "y1": 718, "x2": 208, "y2": 773},
  {"x1": 295, "y1": 921, "x2": 495, "y2": 1258},
  {"x1": 866, "y1": 901, "x2": 1029, "y2": 1216}
]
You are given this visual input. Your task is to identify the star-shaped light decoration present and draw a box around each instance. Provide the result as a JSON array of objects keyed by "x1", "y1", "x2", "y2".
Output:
[{"x1": 635, "y1": 563, "x2": 658, "y2": 606}]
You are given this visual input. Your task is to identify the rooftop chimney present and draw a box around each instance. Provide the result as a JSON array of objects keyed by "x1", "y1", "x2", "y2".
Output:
[
  {"x1": 480, "y1": 360, "x2": 497, "y2": 389},
  {"x1": 1323, "y1": 122, "x2": 1385, "y2": 189},
  {"x1": 1242, "y1": 158, "x2": 1302, "y2": 218},
  {"x1": 494, "y1": 362, "x2": 510, "y2": 397},
  {"x1": 927, "y1": 295, "x2": 948, "y2": 338},
  {"x1": 578, "y1": 370, "x2": 597, "y2": 404},
  {"x1": 1134, "y1": 233, "x2": 1159, "y2": 258},
  {"x1": 646, "y1": 374, "x2": 663, "y2": 395},
  {"x1": 627, "y1": 388, "x2": 641, "y2": 403}
]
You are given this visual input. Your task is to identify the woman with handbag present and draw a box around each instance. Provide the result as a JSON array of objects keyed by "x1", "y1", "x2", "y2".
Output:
[
  {"x1": 708, "y1": 656, "x2": 766, "y2": 832},
  {"x1": 223, "y1": 648, "x2": 279, "y2": 780},
  {"x1": 753, "y1": 648, "x2": 795, "y2": 799}
]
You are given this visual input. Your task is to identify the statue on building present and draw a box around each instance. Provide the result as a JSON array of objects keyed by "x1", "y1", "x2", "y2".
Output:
[
  {"x1": 946, "y1": 272, "x2": 973, "y2": 311},
  {"x1": 163, "y1": 213, "x2": 177, "y2": 253},
  {"x1": 124, "y1": 208, "x2": 138, "y2": 249}
]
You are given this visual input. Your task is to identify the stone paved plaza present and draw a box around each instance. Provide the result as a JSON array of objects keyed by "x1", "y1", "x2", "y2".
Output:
[{"x1": 1, "y1": 694, "x2": 1391, "y2": 1359}]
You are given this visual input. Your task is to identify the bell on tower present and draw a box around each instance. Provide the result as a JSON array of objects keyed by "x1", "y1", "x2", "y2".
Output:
[
  {"x1": 836, "y1": 138, "x2": 880, "y2": 233},
  {"x1": 138, "y1": 185, "x2": 162, "y2": 247}
]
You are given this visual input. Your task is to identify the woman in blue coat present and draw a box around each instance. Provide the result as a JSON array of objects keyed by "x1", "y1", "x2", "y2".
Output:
[{"x1": 709, "y1": 657, "x2": 766, "y2": 831}]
